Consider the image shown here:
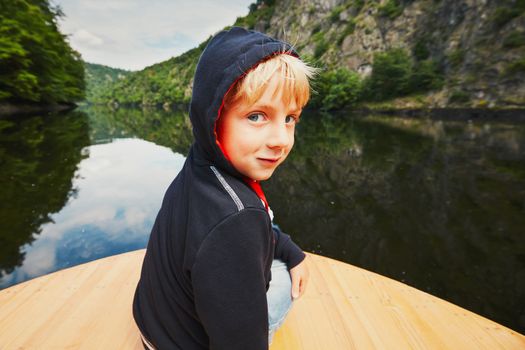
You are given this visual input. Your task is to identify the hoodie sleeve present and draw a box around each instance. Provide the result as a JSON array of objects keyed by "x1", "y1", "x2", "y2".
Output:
[
  {"x1": 192, "y1": 208, "x2": 271, "y2": 350},
  {"x1": 272, "y1": 224, "x2": 306, "y2": 270}
]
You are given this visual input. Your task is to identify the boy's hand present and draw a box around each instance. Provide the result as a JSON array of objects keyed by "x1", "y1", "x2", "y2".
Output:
[{"x1": 289, "y1": 257, "x2": 309, "y2": 300}]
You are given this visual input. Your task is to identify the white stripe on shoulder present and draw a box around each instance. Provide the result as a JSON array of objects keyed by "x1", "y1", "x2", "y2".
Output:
[
  {"x1": 261, "y1": 199, "x2": 274, "y2": 222},
  {"x1": 210, "y1": 166, "x2": 244, "y2": 211}
]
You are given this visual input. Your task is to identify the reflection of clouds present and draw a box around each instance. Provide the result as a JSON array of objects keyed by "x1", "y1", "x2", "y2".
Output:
[
  {"x1": 1, "y1": 138, "x2": 184, "y2": 289},
  {"x1": 2, "y1": 240, "x2": 58, "y2": 287},
  {"x1": 45, "y1": 206, "x2": 114, "y2": 240},
  {"x1": 82, "y1": 154, "x2": 112, "y2": 173},
  {"x1": 123, "y1": 206, "x2": 149, "y2": 229},
  {"x1": 22, "y1": 241, "x2": 56, "y2": 275},
  {"x1": 58, "y1": 138, "x2": 184, "y2": 236},
  {"x1": 52, "y1": 138, "x2": 184, "y2": 238}
]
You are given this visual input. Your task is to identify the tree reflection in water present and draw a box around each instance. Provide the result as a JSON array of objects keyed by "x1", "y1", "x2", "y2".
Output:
[
  {"x1": 265, "y1": 111, "x2": 525, "y2": 333},
  {"x1": 0, "y1": 112, "x2": 90, "y2": 279}
]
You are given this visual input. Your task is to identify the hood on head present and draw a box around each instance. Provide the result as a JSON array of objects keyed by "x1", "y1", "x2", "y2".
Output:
[{"x1": 189, "y1": 26, "x2": 297, "y2": 179}]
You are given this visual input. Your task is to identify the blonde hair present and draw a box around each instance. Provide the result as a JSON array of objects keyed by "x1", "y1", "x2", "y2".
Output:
[{"x1": 223, "y1": 53, "x2": 318, "y2": 111}]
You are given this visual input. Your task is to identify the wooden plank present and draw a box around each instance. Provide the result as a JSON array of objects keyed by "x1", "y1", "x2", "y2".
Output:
[{"x1": 0, "y1": 249, "x2": 523, "y2": 349}]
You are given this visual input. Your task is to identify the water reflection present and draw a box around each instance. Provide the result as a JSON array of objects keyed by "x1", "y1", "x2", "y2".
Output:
[
  {"x1": 0, "y1": 112, "x2": 90, "y2": 281},
  {"x1": 266, "y1": 110, "x2": 525, "y2": 333},
  {"x1": 85, "y1": 105, "x2": 193, "y2": 152},
  {"x1": 0, "y1": 111, "x2": 185, "y2": 289},
  {"x1": 1, "y1": 106, "x2": 524, "y2": 333}
]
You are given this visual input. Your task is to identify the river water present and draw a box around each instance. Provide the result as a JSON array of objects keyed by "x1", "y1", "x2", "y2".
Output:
[{"x1": 0, "y1": 106, "x2": 524, "y2": 333}]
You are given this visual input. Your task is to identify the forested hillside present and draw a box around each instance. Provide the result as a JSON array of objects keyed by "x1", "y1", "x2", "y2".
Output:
[
  {"x1": 84, "y1": 63, "x2": 131, "y2": 104},
  {"x1": 87, "y1": 0, "x2": 525, "y2": 109},
  {"x1": 85, "y1": 41, "x2": 208, "y2": 108},
  {"x1": 0, "y1": 0, "x2": 84, "y2": 106}
]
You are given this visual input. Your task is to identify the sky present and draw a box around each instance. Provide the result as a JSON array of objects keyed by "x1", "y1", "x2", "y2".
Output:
[{"x1": 53, "y1": 0, "x2": 254, "y2": 71}]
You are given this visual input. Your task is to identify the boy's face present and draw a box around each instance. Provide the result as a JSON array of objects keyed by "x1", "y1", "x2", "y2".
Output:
[{"x1": 217, "y1": 74, "x2": 301, "y2": 181}]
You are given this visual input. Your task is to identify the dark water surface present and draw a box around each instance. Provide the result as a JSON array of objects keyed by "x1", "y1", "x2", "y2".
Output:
[{"x1": 1, "y1": 106, "x2": 524, "y2": 333}]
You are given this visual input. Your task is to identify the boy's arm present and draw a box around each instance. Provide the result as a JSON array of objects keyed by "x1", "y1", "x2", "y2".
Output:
[
  {"x1": 192, "y1": 208, "x2": 271, "y2": 350},
  {"x1": 272, "y1": 224, "x2": 306, "y2": 270}
]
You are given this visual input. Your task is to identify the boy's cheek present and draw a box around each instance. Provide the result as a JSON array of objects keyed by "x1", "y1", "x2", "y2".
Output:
[{"x1": 288, "y1": 138, "x2": 295, "y2": 152}]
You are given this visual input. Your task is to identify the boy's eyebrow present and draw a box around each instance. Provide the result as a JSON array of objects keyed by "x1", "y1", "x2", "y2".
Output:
[{"x1": 252, "y1": 104, "x2": 302, "y2": 114}]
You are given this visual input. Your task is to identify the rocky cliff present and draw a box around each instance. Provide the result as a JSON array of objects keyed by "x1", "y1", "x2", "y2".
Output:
[{"x1": 245, "y1": 0, "x2": 524, "y2": 108}]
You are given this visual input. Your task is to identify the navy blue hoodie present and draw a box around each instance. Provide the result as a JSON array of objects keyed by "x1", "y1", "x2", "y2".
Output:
[{"x1": 132, "y1": 27, "x2": 306, "y2": 349}]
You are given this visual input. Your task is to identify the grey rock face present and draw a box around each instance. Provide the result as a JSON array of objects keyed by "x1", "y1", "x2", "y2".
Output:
[{"x1": 256, "y1": 0, "x2": 524, "y2": 107}]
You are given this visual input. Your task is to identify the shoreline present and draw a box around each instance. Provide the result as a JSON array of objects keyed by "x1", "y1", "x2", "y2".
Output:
[
  {"x1": 350, "y1": 107, "x2": 525, "y2": 122},
  {"x1": 3, "y1": 102, "x2": 524, "y2": 123},
  {"x1": 0, "y1": 103, "x2": 78, "y2": 116}
]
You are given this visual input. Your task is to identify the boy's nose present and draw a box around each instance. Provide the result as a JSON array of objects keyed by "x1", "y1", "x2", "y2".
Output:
[{"x1": 267, "y1": 122, "x2": 290, "y2": 149}]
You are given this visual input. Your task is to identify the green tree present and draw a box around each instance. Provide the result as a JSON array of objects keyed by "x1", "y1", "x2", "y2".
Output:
[
  {"x1": 363, "y1": 48, "x2": 412, "y2": 100},
  {"x1": 0, "y1": 0, "x2": 85, "y2": 104},
  {"x1": 362, "y1": 47, "x2": 444, "y2": 102},
  {"x1": 409, "y1": 59, "x2": 444, "y2": 92},
  {"x1": 312, "y1": 68, "x2": 362, "y2": 110}
]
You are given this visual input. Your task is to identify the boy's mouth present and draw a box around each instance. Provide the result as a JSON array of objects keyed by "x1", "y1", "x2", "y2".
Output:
[{"x1": 257, "y1": 157, "x2": 281, "y2": 164}]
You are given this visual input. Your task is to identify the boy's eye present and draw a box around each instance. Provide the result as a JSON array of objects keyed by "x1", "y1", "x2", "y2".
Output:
[
  {"x1": 285, "y1": 115, "x2": 298, "y2": 124},
  {"x1": 247, "y1": 113, "x2": 265, "y2": 122}
]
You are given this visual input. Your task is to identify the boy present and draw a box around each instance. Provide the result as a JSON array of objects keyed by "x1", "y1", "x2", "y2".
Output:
[{"x1": 132, "y1": 26, "x2": 317, "y2": 349}]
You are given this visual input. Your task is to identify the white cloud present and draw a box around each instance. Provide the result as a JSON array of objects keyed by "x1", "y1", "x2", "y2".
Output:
[
  {"x1": 53, "y1": 0, "x2": 254, "y2": 70},
  {"x1": 73, "y1": 29, "x2": 104, "y2": 47}
]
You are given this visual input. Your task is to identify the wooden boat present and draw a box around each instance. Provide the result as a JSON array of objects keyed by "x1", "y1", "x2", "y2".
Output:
[{"x1": 0, "y1": 249, "x2": 523, "y2": 349}]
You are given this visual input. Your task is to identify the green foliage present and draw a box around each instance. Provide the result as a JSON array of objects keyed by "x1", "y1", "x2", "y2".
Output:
[
  {"x1": 504, "y1": 58, "x2": 525, "y2": 75},
  {"x1": 491, "y1": 2, "x2": 525, "y2": 28},
  {"x1": 353, "y1": 0, "x2": 365, "y2": 13},
  {"x1": 502, "y1": 31, "x2": 525, "y2": 48},
  {"x1": 248, "y1": 0, "x2": 275, "y2": 13},
  {"x1": 448, "y1": 48, "x2": 465, "y2": 68},
  {"x1": 86, "y1": 40, "x2": 207, "y2": 106},
  {"x1": 329, "y1": 5, "x2": 345, "y2": 22},
  {"x1": 0, "y1": 0, "x2": 85, "y2": 104},
  {"x1": 492, "y1": 7, "x2": 518, "y2": 27},
  {"x1": 362, "y1": 48, "x2": 443, "y2": 101},
  {"x1": 448, "y1": 90, "x2": 470, "y2": 104},
  {"x1": 413, "y1": 38, "x2": 430, "y2": 61},
  {"x1": 234, "y1": 14, "x2": 256, "y2": 29},
  {"x1": 311, "y1": 23, "x2": 322, "y2": 35},
  {"x1": 337, "y1": 20, "x2": 356, "y2": 46},
  {"x1": 235, "y1": 0, "x2": 275, "y2": 30},
  {"x1": 84, "y1": 63, "x2": 131, "y2": 103},
  {"x1": 409, "y1": 59, "x2": 444, "y2": 91},
  {"x1": 363, "y1": 48, "x2": 412, "y2": 100},
  {"x1": 312, "y1": 32, "x2": 329, "y2": 59},
  {"x1": 378, "y1": 0, "x2": 404, "y2": 19},
  {"x1": 304, "y1": 49, "x2": 444, "y2": 110},
  {"x1": 311, "y1": 68, "x2": 362, "y2": 110}
]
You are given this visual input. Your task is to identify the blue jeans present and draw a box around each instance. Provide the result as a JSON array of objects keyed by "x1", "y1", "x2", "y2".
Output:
[{"x1": 267, "y1": 258, "x2": 294, "y2": 345}]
